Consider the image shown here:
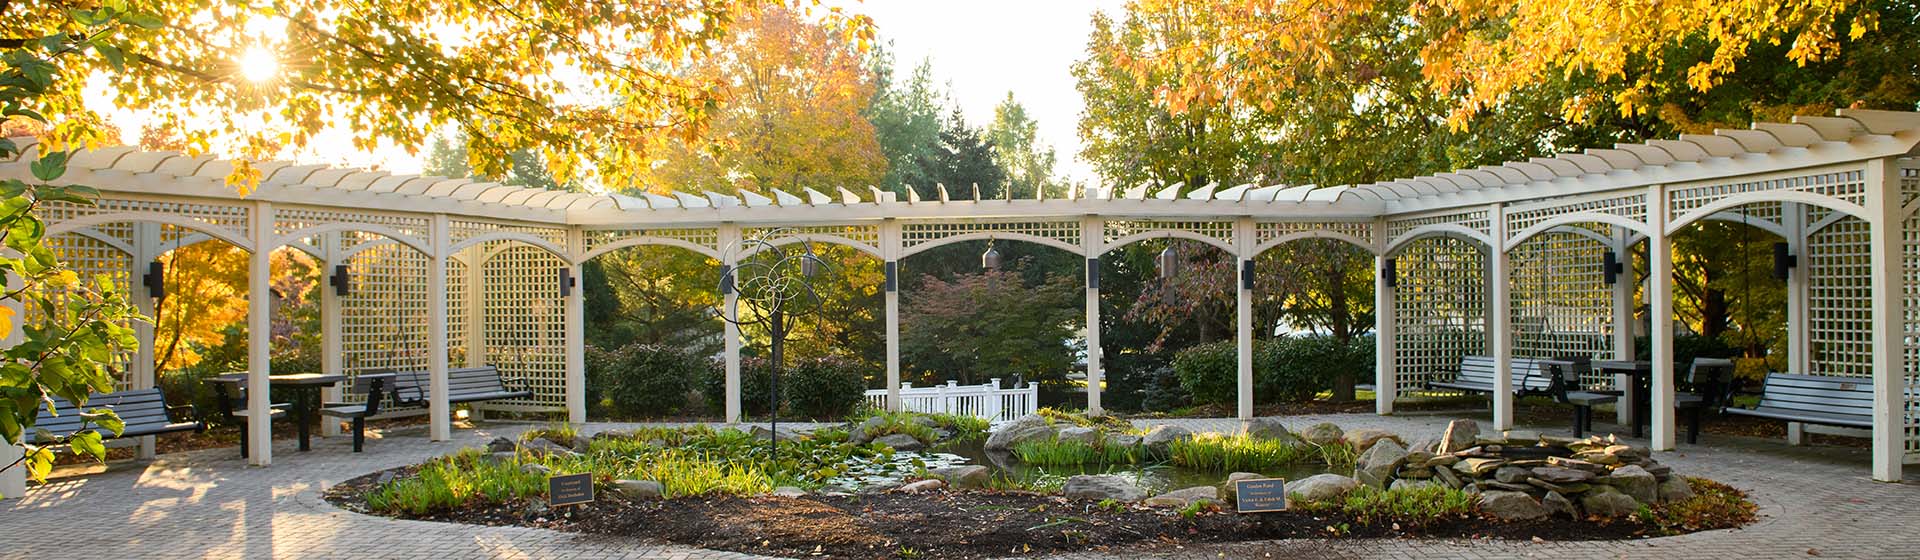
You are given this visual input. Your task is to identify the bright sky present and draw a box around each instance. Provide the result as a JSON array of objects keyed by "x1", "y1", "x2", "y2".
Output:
[
  {"x1": 102, "y1": 2, "x2": 1126, "y2": 185},
  {"x1": 835, "y1": 1, "x2": 1127, "y2": 186}
]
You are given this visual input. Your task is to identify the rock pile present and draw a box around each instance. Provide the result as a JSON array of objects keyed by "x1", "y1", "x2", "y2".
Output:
[{"x1": 1365, "y1": 419, "x2": 1693, "y2": 520}]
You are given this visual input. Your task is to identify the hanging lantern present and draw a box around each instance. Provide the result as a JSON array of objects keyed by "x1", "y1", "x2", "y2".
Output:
[
  {"x1": 1158, "y1": 244, "x2": 1179, "y2": 280},
  {"x1": 981, "y1": 242, "x2": 1003, "y2": 270},
  {"x1": 801, "y1": 243, "x2": 820, "y2": 278}
]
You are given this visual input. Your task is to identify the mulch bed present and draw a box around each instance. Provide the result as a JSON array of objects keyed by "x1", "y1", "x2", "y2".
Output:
[{"x1": 326, "y1": 470, "x2": 1677, "y2": 560}]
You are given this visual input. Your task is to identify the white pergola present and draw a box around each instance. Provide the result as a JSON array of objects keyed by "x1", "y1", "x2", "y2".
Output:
[{"x1": 2, "y1": 108, "x2": 1916, "y2": 489}]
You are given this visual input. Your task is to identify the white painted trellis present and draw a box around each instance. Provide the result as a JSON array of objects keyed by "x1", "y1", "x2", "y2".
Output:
[{"x1": 1, "y1": 109, "x2": 1917, "y2": 493}]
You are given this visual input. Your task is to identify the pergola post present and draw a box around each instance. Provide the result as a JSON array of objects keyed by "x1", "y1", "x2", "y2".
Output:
[
  {"x1": 1083, "y1": 216, "x2": 1105, "y2": 416},
  {"x1": 882, "y1": 220, "x2": 902, "y2": 411},
  {"x1": 1235, "y1": 217, "x2": 1255, "y2": 422},
  {"x1": 1611, "y1": 230, "x2": 1636, "y2": 425},
  {"x1": 1648, "y1": 186, "x2": 1678, "y2": 451},
  {"x1": 1489, "y1": 203, "x2": 1515, "y2": 431},
  {"x1": 720, "y1": 223, "x2": 743, "y2": 423},
  {"x1": 1781, "y1": 202, "x2": 1811, "y2": 374},
  {"x1": 246, "y1": 202, "x2": 274, "y2": 465},
  {"x1": 563, "y1": 227, "x2": 586, "y2": 424},
  {"x1": 1374, "y1": 272, "x2": 1396, "y2": 412},
  {"x1": 130, "y1": 222, "x2": 159, "y2": 458},
  {"x1": 427, "y1": 214, "x2": 452, "y2": 442},
  {"x1": 319, "y1": 232, "x2": 343, "y2": 437},
  {"x1": 1865, "y1": 157, "x2": 1906, "y2": 482}
]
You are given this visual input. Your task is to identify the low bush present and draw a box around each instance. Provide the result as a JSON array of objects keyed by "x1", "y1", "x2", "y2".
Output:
[
  {"x1": 1165, "y1": 433, "x2": 1357, "y2": 471},
  {"x1": 1034, "y1": 407, "x2": 1136, "y2": 433},
  {"x1": 363, "y1": 449, "x2": 548, "y2": 515},
  {"x1": 781, "y1": 355, "x2": 868, "y2": 419},
  {"x1": 1641, "y1": 477, "x2": 1759, "y2": 534},
  {"x1": 1171, "y1": 341, "x2": 1240, "y2": 407},
  {"x1": 587, "y1": 343, "x2": 704, "y2": 418},
  {"x1": 1293, "y1": 484, "x2": 1476, "y2": 526},
  {"x1": 1174, "y1": 335, "x2": 1373, "y2": 406}
]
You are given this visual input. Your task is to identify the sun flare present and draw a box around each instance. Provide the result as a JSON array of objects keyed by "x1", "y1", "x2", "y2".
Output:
[{"x1": 238, "y1": 47, "x2": 278, "y2": 82}]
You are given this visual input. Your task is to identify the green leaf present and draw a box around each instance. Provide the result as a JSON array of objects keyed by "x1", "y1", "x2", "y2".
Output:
[
  {"x1": 29, "y1": 150, "x2": 69, "y2": 182},
  {"x1": 124, "y1": 12, "x2": 166, "y2": 30},
  {"x1": 83, "y1": 409, "x2": 124, "y2": 437},
  {"x1": 70, "y1": 430, "x2": 105, "y2": 461},
  {"x1": 95, "y1": 43, "x2": 126, "y2": 70},
  {"x1": 0, "y1": 180, "x2": 26, "y2": 199}
]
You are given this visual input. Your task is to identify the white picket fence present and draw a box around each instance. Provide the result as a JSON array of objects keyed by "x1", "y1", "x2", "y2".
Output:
[{"x1": 863, "y1": 379, "x2": 1038, "y2": 424}]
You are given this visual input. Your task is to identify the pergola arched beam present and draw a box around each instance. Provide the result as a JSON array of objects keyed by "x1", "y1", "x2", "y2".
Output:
[
  {"x1": 738, "y1": 234, "x2": 884, "y2": 260},
  {"x1": 1624, "y1": 210, "x2": 1789, "y2": 246},
  {"x1": 1249, "y1": 230, "x2": 1378, "y2": 258},
  {"x1": 578, "y1": 237, "x2": 722, "y2": 262},
  {"x1": 1102, "y1": 230, "x2": 1236, "y2": 255},
  {"x1": 1667, "y1": 191, "x2": 1871, "y2": 235},
  {"x1": 448, "y1": 232, "x2": 575, "y2": 265},
  {"x1": 1504, "y1": 213, "x2": 1652, "y2": 252},
  {"x1": 1384, "y1": 225, "x2": 1494, "y2": 257},
  {"x1": 273, "y1": 223, "x2": 433, "y2": 258},
  {"x1": 58, "y1": 226, "x2": 137, "y2": 256},
  {"x1": 898, "y1": 231, "x2": 1085, "y2": 259},
  {"x1": 46, "y1": 212, "x2": 255, "y2": 252}
]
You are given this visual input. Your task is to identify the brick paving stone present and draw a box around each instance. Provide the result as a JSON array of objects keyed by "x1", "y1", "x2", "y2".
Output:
[{"x1": 2, "y1": 413, "x2": 1915, "y2": 559}]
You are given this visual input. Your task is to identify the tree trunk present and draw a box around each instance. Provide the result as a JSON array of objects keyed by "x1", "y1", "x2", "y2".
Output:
[{"x1": 1326, "y1": 262, "x2": 1355, "y2": 402}]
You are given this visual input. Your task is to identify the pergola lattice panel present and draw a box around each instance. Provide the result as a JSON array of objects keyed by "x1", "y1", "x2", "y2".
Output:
[
  {"x1": 1506, "y1": 192, "x2": 1647, "y2": 234},
  {"x1": 1388, "y1": 209, "x2": 1490, "y2": 241},
  {"x1": 39, "y1": 198, "x2": 250, "y2": 243},
  {"x1": 1255, "y1": 221, "x2": 1375, "y2": 248},
  {"x1": 1901, "y1": 159, "x2": 1920, "y2": 455},
  {"x1": 41, "y1": 229, "x2": 137, "y2": 389},
  {"x1": 900, "y1": 219, "x2": 1081, "y2": 250},
  {"x1": 1391, "y1": 235, "x2": 1488, "y2": 396},
  {"x1": 1806, "y1": 216, "x2": 1874, "y2": 378},
  {"x1": 1509, "y1": 229, "x2": 1614, "y2": 389},
  {"x1": 338, "y1": 239, "x2": 431, "y2": 382},
  {"x1": 274, "y1": 206, "x2": 430, "y2": 240},
  {"x1": 478, "y1": 243, "x2": 568, "y2": 411},
  {"x1": 1668, "y1": 170, "x2": 1867, "y2": 221},
  {"x1": 582, "y1": 227, "x2": 719, "y2": 255},
  {"x1": 451, "y1": 219, "x2": 569, "y2": 248},
  {"x1": 1103, "y1": 219, "x2": 1235, "y2": 248}
]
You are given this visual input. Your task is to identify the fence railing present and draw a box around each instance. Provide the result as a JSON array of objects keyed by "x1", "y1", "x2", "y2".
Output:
[{"x1": 863, "y1": 379, "x2": 1038, "y2": 424}]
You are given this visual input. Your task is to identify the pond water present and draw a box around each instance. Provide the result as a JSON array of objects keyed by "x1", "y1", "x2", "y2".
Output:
[{"x1": 823, "y1": 438, "x2": 1344, "y2": 495}]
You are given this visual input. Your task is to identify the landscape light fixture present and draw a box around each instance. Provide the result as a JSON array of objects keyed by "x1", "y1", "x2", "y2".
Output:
[
  {"x1": 143, "y1": 261, "x2": 166, "y2": 301},
  {"x1": 330, "y1": 264, "x2": 350, "y2": 296},
  {"x1": 1772, "y1": 242, "x2": 1796, "y2": 281},
  {"x1": 1158, "y1": 244, "x2": 1178, "y2": 280},
  {"x1": 559, "y1": 268, "x2": 575, "y2": 297},
  {"x1": 981, "y1": 240, "x2": 1003, "y2": 271},
  {"x1": 1382, "y1": 258, "x2": 1397, "y2": 287},
  {"x1": 1602, "y1": 251, "x2": 1623, "y2": 285}
]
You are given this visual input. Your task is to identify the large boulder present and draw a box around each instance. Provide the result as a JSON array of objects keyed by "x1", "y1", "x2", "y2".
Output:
[
  {"x1": 1343, "y1": 429, "x2": 1403, "y2": 453},
  {"x1": 1602, "y1": 465, "x2": 1659, "y2": 504},
  {"x1": 1145, "y1": 486, "x2": 1220, "y2": 508},
  {"x1": 1531, "y1": 466, "x2": 1597, "y2": 484},
  {"x1": 1437, "y1": 419, "x2": 1479, "y2": 454},
  {"x1": 1657, "y1": 476, "x2": 1696, "y2": 503},
  {"x1": 521, "y1": 438, "x2": 578, "y2": 457},
  {"x1": 750, "y1": 425, "x2": 800, "y2": 441},
  {"x1": 1243, "y1": 417, "x2": 1302, "y2": 445},
  {"x1": 1354, "y1": 438, "x2": 1409, "y2": 488},
  {"x1": 1141, "y1": 424, "x2": 1194, "y2": 455},
  {"x1": 851, "y1": 415, "x2": 890, "y2": 444},
  {"x1": 873, "y1": 433, "x2": 925, "y2": 452},
  {"x1": 1057, "y1": 427, "x2": 1103, "y2": 446},
  {"x1": 929, "y1": 465, "x2": 992, "y2": 489},
  {"x1": 1108, "y1": 433, "x2": 1143, "y2": 450},
  {"x1": 1288, "y1": 473, "x2": 1361, "y2": 503},
  {"x1": 613, "y1": 479, "x2": 662, "y2": 499},
  {"x1": 1580, "y1": 486, "x2": 1641, "y2": 518},
  {"x1": 985, "y1": 414, "x2": 1057, "y2": 450},
  {"x1": 1062, "y1": 475, "x2": 1145, "y2": 502},
  {"x1": 487, "y1": 437, "x2": 517, "y2": 453},
  {"x1": 1300, "y1": 423, "x2": 1345, "y2": 446},
  {"x1": 1478, "y1": 490, "x2": 1550, "y2": 521},
  {"x1": 1543, "y1": 490, "x2": 1579, "y2": 518}
]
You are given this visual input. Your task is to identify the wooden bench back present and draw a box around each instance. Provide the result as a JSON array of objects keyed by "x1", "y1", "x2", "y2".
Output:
[
  {"x1": 36, "y1": 388, "x2": 172, "y2": 438},
  {"x1": 1755, "y1": 372, "x2": 1874, "y2": 418},
  {"x1": 389, "y1": 366, "x2": 507, "y2": 401},
  {"x1": 1457, "y1": 356, "x2": 1555, "y2": 390}
]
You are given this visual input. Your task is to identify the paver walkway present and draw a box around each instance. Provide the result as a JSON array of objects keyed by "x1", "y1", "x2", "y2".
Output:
[{"x1": 3, "y1": 412, "x2": 1916, "y2": 559}]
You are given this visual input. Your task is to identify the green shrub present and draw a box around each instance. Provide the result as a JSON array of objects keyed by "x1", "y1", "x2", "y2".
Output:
[
  {"x1": 702, "y1": 356, "x2": 775, "y2": 416},
  {"x1": 1293, "y1": 484, "x2": 1475, "y2": 526},
  {"x1": 781, "y1": 355, "x2": 868, "y2": 419},
  {"x1": 587, "y1": 343, "x2": 703, "y2": 418},
  {"x1": 1641, "y1": 477, "x2": 1758, "y2": 534},
  {"x1": 1260, "y1": 334, "x2": 1371, "y2": 403},
  {"x1": 1171, "y1": 340, "x2": 1242, "y2": 406}
]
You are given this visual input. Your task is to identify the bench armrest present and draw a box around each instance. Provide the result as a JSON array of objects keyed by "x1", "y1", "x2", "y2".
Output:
[
  {"x1": 167, "y1": 403, "x2": 199, "y2": 424},
  {"x1": 504, "y1": 375, "x2": 534, "y2": 394}
]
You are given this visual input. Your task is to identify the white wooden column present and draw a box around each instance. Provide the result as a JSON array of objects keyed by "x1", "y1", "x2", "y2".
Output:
[
  {"x1": 882, "y1": 220, "x2": 902, "y2": 411},
  {"x1": 563, "y1": 227, "x2": 586, "y2": 424},
  {"x1": 1782, "y1": 202, "x2": 1811, "y2": 375},
  {"x1": 1489, "y1": 204, "x2": 1515, "y2": 431},
  {"x1": 720, "y1": 223, "x2": 743, "y2": 423},
  {"x1": 1235, "y1": 217, "x2": 1255, "y2": 422},
  {"x1": 1612, "y1": 230, "x2": 1637, "y2": 425},
  {"x1": 246, "y1": 203, "x2": 274, "y2": 465},
  {"x1": 1374, "y1": 220, "x2": 1396, "y2": 414},
  {"x1": 1083, "y1": 216, "x2": 1105, "y2": 416},
  {"x1": 2, "y1": 258, "x2": 27, "y2": 497},
  {"x1": 1865, "y1": 157, "x2": 1906, "y2": 482},
  {"x1": 130, "y1": 222, "x2": 159, "y2": 458},
  {"x1": 1648, "y1": 185, "x2": 1678, "y2": 451},
  {"x1": 319, "y1": 232, "x2": 343, "y2": 437},
  {"x1": 427, "y1": 214, "x2": 452, "y2": 442}
]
